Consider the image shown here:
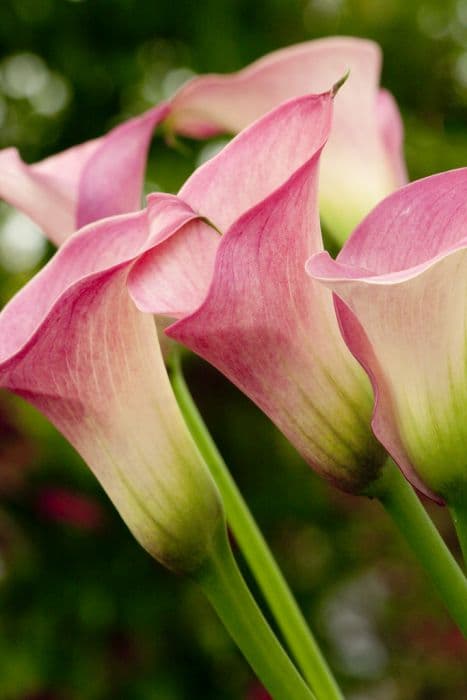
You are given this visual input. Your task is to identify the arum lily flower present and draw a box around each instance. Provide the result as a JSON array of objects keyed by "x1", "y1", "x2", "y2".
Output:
[
  {"x1": 0, "y1": 160, "x2": 319, "y2": 700},
  {"x1": 169, "y1": 36, "x2": 407, "y2": 243},
  {"x1": 0, "y1": 103, "x2": 169, "y2": 246},
  {"x1": 0, "y1": 38, "x2": 405, "y2": 250},
  {"x1": 139, "y1": 103, "x2": 467, "y2": 634},
  {"x1": 128, "y1": 92, "x2": 386, "y2": 493},
  {"x1": 0, "y1": 204, "x2": 222, "y2": 572},
  {"x1": 308, "y1": 169, "x2": 467, "y2": 506}
]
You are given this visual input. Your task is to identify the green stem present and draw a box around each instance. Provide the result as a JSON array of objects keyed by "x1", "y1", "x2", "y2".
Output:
[
  {"x1": 170, "y1": 354, "x2": 343, "y2": 700},
  {"x1": 195, "y1": 525, "x2": 316, "y2": 700},
  {"x1": 450, "y1": 504, "x2": 467, "y2": 568},
  {"x1": 371, "y1": 460, "x2": 467, "y2": 637}
]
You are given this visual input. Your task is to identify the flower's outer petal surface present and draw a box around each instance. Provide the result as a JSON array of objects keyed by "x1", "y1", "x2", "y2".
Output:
[
  {"x1": 128, "y1": 193, "x2": 220, "y2": 318},
  {"x1": 0, "y1": 104, "x2": 168, "y2": 246},
  {"x1": 170, "y1": 38, "x2": 377, "y2": 137},
  {"x1": 377, "y1": 89, "x2": 407, "y2": 188},
  {"x1": 170, "y1": 37, "x2": 405, "y2": 243},
  {"x1": 75, "y1": 104, "x2": 170, "y2": 228},
  {"x1": 168, "y1": 141, "x2": 384, "y2": 493},
  {"x1": 0, "y1": 212, "x2": 221, "y2": 572},
  {"x1": 129, "y1": 94, "x2": 333, "y2": 320},
  {"x1": 308, "y1": 169, "x2": 467, "y2": 502},
  {"x1": 0, "y1": 146, "x2": 93, "y2": 246},
  {"x1": 179, "y1": 92, "x2": 333, "y2": 233}
]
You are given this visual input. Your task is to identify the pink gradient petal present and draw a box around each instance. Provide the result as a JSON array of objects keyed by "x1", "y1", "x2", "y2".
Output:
[
  {"x1": 335, "y1": 168, "x2": 467, "y2": 272},
  {"x1": 377, "y1": 89, "x2": 407, "y2": 187},
  {"x1": 0, "y1": 211, "x2": 221, "y2": 571},
  {"x1": 76, "y1": 104, "x2": 170, "y2": 228},
  {"x1": 129, "y1": 93, "x2": 333, "y2": 320},
  {"x1": 168, "y1": 140, "x2": 382, "y2": 492},
  {"x1": 171, "y1": 37, "x2": 379, "y2": 136},
  {"x1": 129, "y1": 193, "x2": 220, "y2": 317},
  {"x1": 308, "y1": 168, "x2": 467, "y2": 501},
  {"x1": 178, "y1": 92, "x2": 333, "y2": 233},
  {"x1": 171, "y1": 37, "x2": 406, "y2": 241},
  {"x1": 0, "y1": 103, "x2": 169, "y2": 246}
]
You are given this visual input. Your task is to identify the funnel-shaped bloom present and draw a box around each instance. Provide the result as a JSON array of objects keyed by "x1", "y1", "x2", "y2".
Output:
[
  {"x1": 0, "y1": 103, "x2": 169, "y2": 246},
  {"x1": 169, "y1": 37, "x2": 407, "y2": 243},
  {"x1": 128, "y1": 93, "x2": 385, "y2": 493},
  {"x1": 1, "y1": 38, "x2": 405, "y2": 252},
  {"x1": 309, "y1": 169, "x2": 467, "y2": 504},
  {"x1": 0, "y1": 202, "x2": 222, "y2": 572}
]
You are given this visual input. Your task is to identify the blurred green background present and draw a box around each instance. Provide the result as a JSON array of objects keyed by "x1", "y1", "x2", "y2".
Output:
[{"x1": 0, "y1": 0, "x2": 466, "y2": 698}]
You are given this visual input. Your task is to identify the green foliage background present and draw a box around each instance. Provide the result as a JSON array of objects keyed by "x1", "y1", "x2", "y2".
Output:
[{"x1": 0, "y1": 0, "x2": 466, "y2": 698}]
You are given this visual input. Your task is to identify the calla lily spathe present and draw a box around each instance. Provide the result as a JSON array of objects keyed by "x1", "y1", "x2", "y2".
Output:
[
  {"x1": 0, "y1": 38, "x2": 405, "y2": 249},
  {"x1": 0, "y1": 103, "x2": 169, "y2": 246},
  {"x1": 308, "y1": 169, "x2": 467, "y2": 504},
  {"x1": 0, "y1": 200, "x2": 222, "y2": 572},
  {"x1": 169, "y1": 36, "x2": 407, "y2": 243},
  {"x1": 128, "y1": 93, "x2": 385, "y2": 493}
]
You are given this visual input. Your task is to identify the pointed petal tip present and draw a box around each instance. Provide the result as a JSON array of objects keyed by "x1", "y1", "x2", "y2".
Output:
[{"x1": 332, "y1": 70, "x2": 350, "y2": 97}]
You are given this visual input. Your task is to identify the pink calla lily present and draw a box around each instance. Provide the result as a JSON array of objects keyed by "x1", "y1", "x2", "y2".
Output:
[
  {"x1": 1, "y1": 38, "x2": 404, "y2": 251},
  {"x1": 0, "y1": 201, "x2": 222, "y2": 572},
  {"x1": 0, "y1": 103, "x2": 169, "y2": 246},
  {"x1": 128, "y1": 93, "x2": 385, "y2": 493},
  {"x1": 169, "y1": 36, "x2": 407, "y2": 243},
  {"x1": 308, "y1": 169, "x2": 467, "y2": 504}
]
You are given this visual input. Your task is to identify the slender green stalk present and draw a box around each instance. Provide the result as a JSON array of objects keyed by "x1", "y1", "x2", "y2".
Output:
[
  {"x1": 371, "y1": 460, "x2": 467, "y2": 637},
  {"x1": 170, "y1": 353, "x2": 343, "y2": 700},
  {"x1": 450, "y1": 504, "x2": 467, "y2": 568},
  {"x1": 196, "y1": 526, "x2": 316, "y2": 700}
]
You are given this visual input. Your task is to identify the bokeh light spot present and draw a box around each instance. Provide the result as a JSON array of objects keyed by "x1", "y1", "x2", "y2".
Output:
[
  {"x1": 1, "y1": 53, "x2": 49, "y2": 99},
  {"x1": 0, "y1": 209, "x2": 47, "y2": 273}
]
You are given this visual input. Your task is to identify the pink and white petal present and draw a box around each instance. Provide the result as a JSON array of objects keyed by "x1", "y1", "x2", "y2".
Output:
[
  {"x1": 0, "y1": 104, "x2": 168, "y2": 246},
  {"x1": 309, "y1": 168, "x2": 467, "y2": 497},
  {"x1": 170, "y1": 37, "x2": 379, "y2": 137},
  {"x1": 319, "y1": 78, "x2": 404, "y2": 243},
  {"x1": 171, "y1": 37, "x2": 403, "y2": 242},
  {"x1": 129, "y1": 193, "x2": 220, "y2": 317},
  {"x1": 309, "y1": 239, "x2": 467, "y2": 502},
  {"x1": 377, "y1": 89, "x2": 407, "y2": 187},
  {"x1": 130, "y1": 93, "x2": 332, "y2": 321},
  {"x1": 0, "y1": 147, "x2": 84, "y2": 246},
  {"x1": 169, "y1": 151, "x2": 383, "y2": 492},
  {"x1": 75, "y1": 103, "x2": 170, "y2": 228},
  {"x1": 0, "y1": 213, "x2": 221, "y2": 571},
  {"x1": 179, "y1": 92, "x2": 333, "y2": 233},
  {"x1": 0, "y1": 211, "x2": 148, "y2": 359},
  {"x1": 337, "y1": 168, "x2": 467, "y2": 273}
]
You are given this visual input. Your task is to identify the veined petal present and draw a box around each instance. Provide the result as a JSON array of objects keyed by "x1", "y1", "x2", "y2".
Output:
[
  {"x1": 170, "y1": 37, "x2": 378, "y2": 136},
  {"x1": 129, "y1": 93, "x2": 333, "y2": 321},
  {"x1": 129, "y1": 193, "x2": 220, "y2": 317},
  {"x1": 0, "y1": 146, "x2": 92, "y2": 246},
  {"x1": 168, "y1": 145, "x2": 384, "y2": 493},
  {"x1": 0, "y1": 212, "x2": 222, "y2": 572},
  {"x1": 179, "y1": 92, "x2": 333, "y2": 233},
  {"x1": 308, "y1": 169, "x2": 467, "y2": 503},
  {"x1": 0, "y1": 103, "x2": 169, "y2": 246},
  {"x1": 75, "y1": 104, "x2": 170, "y2": 228},
  {"x1": 170, "y1": 37, "x2": 406, "y2": 243}
]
